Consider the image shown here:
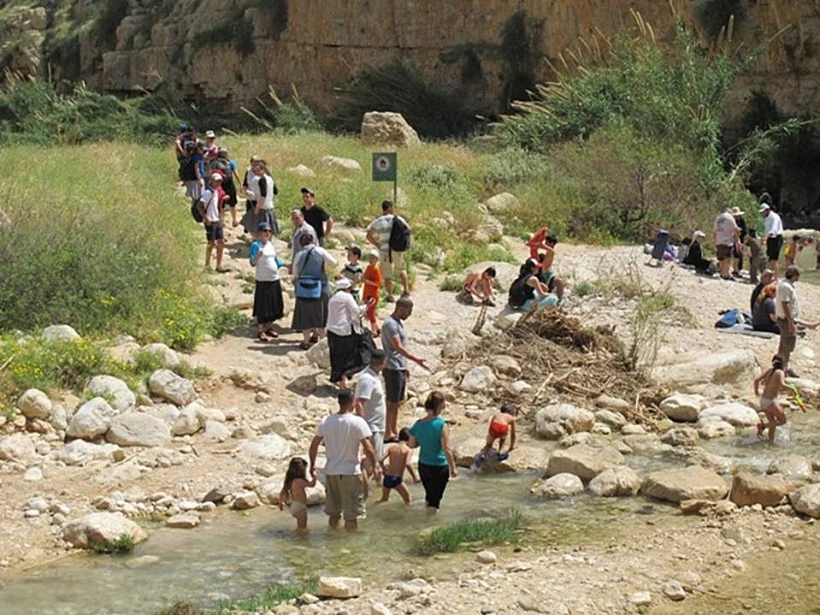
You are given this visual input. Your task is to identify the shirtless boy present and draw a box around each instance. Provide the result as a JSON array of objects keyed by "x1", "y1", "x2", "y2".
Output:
[
  {"x1": 475, "y1": 404, "x2": 517, "y2": 467},
  {"x1": 377, "y1": 428, "x2": 419, "y2": 504},
  {"x1": 753, "y1": 355, "x2": 789, "y2": 443}
]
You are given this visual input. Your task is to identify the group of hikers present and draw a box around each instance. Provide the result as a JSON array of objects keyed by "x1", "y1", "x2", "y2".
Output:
[{"x1": 175, "y1": 126, "x2": 810, "y2": 531}]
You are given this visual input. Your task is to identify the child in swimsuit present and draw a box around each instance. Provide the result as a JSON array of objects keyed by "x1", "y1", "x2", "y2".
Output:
[
  {"x1": 753, "y1": 355, "x2": 789, "y2": 443},
  {"x1": 474, "y1": 404, "x2": 517, "y2": 467},
  {"x1": 278, "y1": 457, "x2": 317, "y2": 531},
  {"x1": 459, "y1": 267, "x2": 497, "y2": 306},
  {"x1": 376, "y1": 428, "x2": 419, "y2": 504}
]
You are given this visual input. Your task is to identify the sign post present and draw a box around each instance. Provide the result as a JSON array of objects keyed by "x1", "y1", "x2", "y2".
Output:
[{"x1": 372, "y1": 152, "x2": 398, "y2": 205}]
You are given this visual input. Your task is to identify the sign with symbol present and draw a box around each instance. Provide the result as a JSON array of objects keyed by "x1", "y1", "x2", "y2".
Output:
[{"x1": 372, "y1": 152, "x2": 397, "y2": 182}]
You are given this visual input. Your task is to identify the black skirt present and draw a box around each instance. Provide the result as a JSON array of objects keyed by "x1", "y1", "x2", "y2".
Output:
[
  {"x1": 253, "y1": 280, "x2": 284, "y2": 324},
  {"x1": 327, "y1": 329, "x2": 369, "y2": 383}
]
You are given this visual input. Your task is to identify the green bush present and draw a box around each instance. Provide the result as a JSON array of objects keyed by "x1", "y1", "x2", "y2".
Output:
[
  {"x1": 407, "y1": 164, "x2": 463, "y2": 190},
  {"x1": 329, "y1": 62, "x2": 475, "y2": 139},
  {"x1": 414, "y1": 510, "x2": 523, "y2": 555},
  {"x1": 92, "y1": 533, "x2": 135, "y2": 555},
  {"x1": 214, "y1": 580, "x2": 318, "y2": 614},
  {"x1": 481, "y1": 146, "x2": 550, "y2": 191}
]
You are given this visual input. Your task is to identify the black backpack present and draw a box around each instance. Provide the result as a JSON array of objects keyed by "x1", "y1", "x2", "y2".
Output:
[
  {"x1": 388, "y1": 216, "x2": 412, "y2": 253},
  {"x1": 190, "y1": 201, "x2": 203, "y2": 223},
  {"x1": 179, "y1": 156, "x2": 198, "y2": 181},
  {"x1": 508, "y1": 274, "x2": 530, "y2": 309}
]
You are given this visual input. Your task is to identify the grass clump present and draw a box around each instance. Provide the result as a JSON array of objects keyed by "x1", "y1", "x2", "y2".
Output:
[
  {"x1": 414, "y1": 510, "x2": 523, "y2": 556},
  {"x1": 241, "y1": 86, "x2": 323, "y2": 135},
  {"x1": 92, "y1": 533, "x2": 135, "y2": 555},
  {"x1": 214, "y1": 580, "x2": 318, "y2": 614}
]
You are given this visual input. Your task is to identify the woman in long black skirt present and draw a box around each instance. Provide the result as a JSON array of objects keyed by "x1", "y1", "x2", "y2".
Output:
[
  {"x1": 291, "y1": 232, "x2": 337, "y2": 349},
  {"x1": 250, "y1": 222, "x2": 285, "y2": 342}
]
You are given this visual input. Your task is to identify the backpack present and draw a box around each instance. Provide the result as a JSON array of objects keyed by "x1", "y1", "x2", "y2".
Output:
[
  {"x1": 179, "y1": 156, "x2": 198, "y2": 181},
  {"x1": 213, "y1": 158, "x2": 233, "y2": 182},
  {"x1": 508, "y1": 274, "x2": 530, "y2": 309},
  {"x1": 714, "y1": 308, "x2": 751, "y2": 329},
  {"x1": 190, "y1": 200, "x2": 204, "y2": 223},
  {"x1": 388, "y1": 216, "x2": 411, "y2": 253}
]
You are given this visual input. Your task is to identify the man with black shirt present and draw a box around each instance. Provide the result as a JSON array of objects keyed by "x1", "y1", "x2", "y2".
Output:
[{"x1": 300, "y1": 187, "x2": 333, "y2": 247}]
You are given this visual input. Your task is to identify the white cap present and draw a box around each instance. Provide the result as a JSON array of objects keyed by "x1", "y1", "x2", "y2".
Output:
[
  {"x1": 205, "y1": 130, "x2": 216, "y2": 138},
  {"x1": 759, "y1": 203, "x2": 771, "y2": 213},
  {"x1": 335, "y1": 278, "x2": 352, "y2": 290},
  {"x1": 693, "y1": 230, "x2": 706, "y2": 239},
  {"x1": 210, "y1": 173, "x2": 223, "y2": 181},
  {"x1": 367, "y1": 249, "x2": 379, "y2": 259}
]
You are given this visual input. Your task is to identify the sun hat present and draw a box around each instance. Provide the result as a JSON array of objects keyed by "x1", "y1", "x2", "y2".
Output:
[
  {"x1": 210, "y1": 173, "x2": 223, "y2": 182},
  {"x1": 731, "y1": 207, "x2": 744, "y2": 216},
  {"x1": 759, "y1": 203, "x2": 771, "y2": 213},
  {"x1": 205, "y1": 130, "x2": 216, "y2": 139},
  {"x1": 693, "y1": 230, "x2": 706, "y2": 239},
  {"x1": 367, "y1": 249, "x2": 379, "y2": 259},
  {"x1": 335, "y1": 278, "x2": 352, "y2": 290}
]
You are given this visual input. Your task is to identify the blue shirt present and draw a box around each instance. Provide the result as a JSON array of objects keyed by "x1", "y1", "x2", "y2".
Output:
[{"x1": 410, "y1": 417, "x2": 447, "y2": 466}]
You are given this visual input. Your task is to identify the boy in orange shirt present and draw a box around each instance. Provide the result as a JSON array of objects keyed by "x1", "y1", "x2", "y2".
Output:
[{"x1": 363, "y1": 250, "x2": 383, "y2": 336}]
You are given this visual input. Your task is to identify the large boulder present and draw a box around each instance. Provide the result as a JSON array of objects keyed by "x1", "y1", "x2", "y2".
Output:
[
  {"x1": 459, "y1": 365, "x2": 496, "y2": 393},
  {"x1": 650, "y1": 349, "x2": 756, "y2": 394},
  {"x1": 236, "y1": 434, "x2": 291, "y2": 462},
  {"x1": 106, "y1": 413, "x2": 171, "y2": 448},
  {"x1": 141, "y1": 343, "x2": 181, "y2": 369},
  {"x1": 534, "y1": 403, "x2": 595, "y2": 440},
  {"x1": 484, "y1": 193, "x2": 520, "y2": 215},
  {"x1": 659, "y1": 394, "x2": 706, "y2": 422},
  {"x1": 588, "y1": 467, "x2": 642, "y2": 497},
  {"x1": 16, "y1": 388, "x2": 52, "y2": 420},
  {"x1": 530, "y1": 473, "x2": 584, "y2": 498},
  {"x1": 171, "y1": 405, "x2": 203, "y2": 436},
  {"x1": 660, "y1": 426, "x2": 700, "y2": 447},
  {"x1": 790, "y1": 483, "x2": 820, "y2": 518},
  {"x1": 0, "y1": 434, "x2": 37, "y2": 462},
  {"x1": 67, "y1": 398, "x2": 117, "y2": 440},
  {"x1": 42, "y1": 324, "x2": 81, "y2": 342},
  {"x1": 642, "y1": 466, "x2": 728, "y2": 503},
  {"x1": 305, "y1": 338, "x2": 331, "y2": 369},
  {"x1": 58, "y1": 440, "x2": 121, "y2": 466},
  {"x1": 86, "y1": 375, "x2": 136, "y2": 413},
  {"x1": 62, "y1": 512, "x2": 147, "y2": 550},
  {"x1": 318, "y1": 155, "x2": 363, "y2": 174},
  {"x1": 768, "y1": 456, "x2": 813, "y2": 484},
  {"x1": 546, "y1": 445, "x2": 625, "y2": 481},
  {"x1": 148, "y1": 370, "x2": 195, "y2": 406},
  {"x1": 697, "y1": 416, "x2": 736, "y2": 439},
  {"x1": 360, "y1": 112, "x2": 420, "y2": 147},
  {"x1": 729, "y1": 472, "x2": 795, "y2": 508},
  {"x1": 699, "y1": 402, "x2": 759, "y2": 427}
]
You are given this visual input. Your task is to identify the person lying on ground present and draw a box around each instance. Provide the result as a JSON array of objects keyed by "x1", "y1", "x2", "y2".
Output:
[
  {"x1": 474, "y1": 404, "x2": 517, "y2": 468},
  {"x1": 376, "y1": 428, "x2": 420, "y2": 505},
  {"x1": 753, "y1": 355, "x2": 789, "y2": 443},
  {"x1": 459, "y1": 267, "x2": 497, "y2": 306}
]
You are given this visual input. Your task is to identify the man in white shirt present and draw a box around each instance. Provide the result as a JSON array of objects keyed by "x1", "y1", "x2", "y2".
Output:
[
  {"x1": 713, "y1": 208, "x2": 739, "y2": 280},
  {"x1": 355, "y1": 350, "x2": 387, "y2": 473},
  {"x1": 309, "y1": 390, "x2": 380, "y2": 531},
  {"x1": 366, "y1": 200, "x2": 410, "y2": 302},
  {"x1": 775, "y1": 265, "x2": 819, "y2": 377},
  {"x1": 760, "y1": 203, "x2": 784, "y2": 277}
]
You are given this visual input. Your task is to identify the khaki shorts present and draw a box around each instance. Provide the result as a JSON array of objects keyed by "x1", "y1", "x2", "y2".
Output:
[
  {"x1": 716, "y1": 244, "x2": 733, "y2": 261},
  {"x1": 379, "y1": 249, "x2": 405, "y2": 280},
  {"x1": 777, "y1": 319, "x2": 796, "y2": 353},
  {"x1": 324, "y1": 474, "x2": 365, "y2": 521}
]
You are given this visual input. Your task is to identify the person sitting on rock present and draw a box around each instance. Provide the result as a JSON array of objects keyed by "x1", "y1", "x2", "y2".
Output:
[
  {"x1": 508, "y1": 258, "x2": 558, "y2": 312},
  {"x1": 474, "y1": 404, "x2": 517, "y2": 468},
  {"x1": 458, "y1": 267, "x2": 497, "y2": 306}
]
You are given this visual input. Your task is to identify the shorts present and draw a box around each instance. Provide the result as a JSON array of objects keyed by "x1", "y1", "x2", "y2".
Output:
[
  {"x1": 383, "y1": 474, "x2": 403, "y2": 489},
  {"x1": 760, "y1": 397, "x2": 775, "y2": 409},
  {"x1": 540, "y1": 269, "x2": 557, "y2": 293},
  {"x1": 324, "y1": 474, "x2": 365, "y2": 521},
  {"x1": 288, "y1": 501, "x2": 307, "y2": 517},
  {"x1": 205, "y1": 222, "x2": 224, "y2": 242},
  {"x1": 365, "y1": 298, "x2": 379, "y2": 324},
  {"x1": 488, "y1": 421, "x2": 509, "y2": 439},
  {"x1": 777, "y1": 319, "x2": 796, "y2": 353},
  {"x1": 379, "y1": 249, "x2": 405, "y2": 280},
  {"x1": 370, "y1": 431, "x2": 384, "y2": 461},
  {"x1": 716, "y1": 244, "x2": 733, "y2": 261},
  {"x1": 767, "y1": 235, "x2": 783, "y2": 262},
  {"x1": 383, "y1": 369, "x2": 407, "y2": 403}
]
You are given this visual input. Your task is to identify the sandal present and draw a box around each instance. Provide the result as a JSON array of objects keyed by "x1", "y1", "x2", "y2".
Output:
[
  {"x1": 258, "y1": 332, "x2": 270, "y2": 343},
  {"x1": 265, "y1": 329, "x2": 279, "y2": 338}
]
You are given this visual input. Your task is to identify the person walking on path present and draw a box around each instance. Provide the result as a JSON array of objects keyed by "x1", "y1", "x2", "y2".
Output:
[
  {"x1": 198, "y1": 173, "x2": 226, "y2": 273},
  {"x1": 211, "y1": 146, "x2": 242, "y2": 228},
  {"x1": 249, "y1": 221, "x2": 285, "y2": 342},
  {"x1": 760, "y1": 202, "x2": 784, "y2": 278},
  {"x1": 408, "y1": 391, "x2": 457, "y2": 515},
  {"x1": 290, "y1": 209, "x2": 318, "y2": 262},
  {"x1": 241, "y1": 155, "x2": 262, "y2": 236},
  {"x1": 355, "y1": 349, "x2": 388, "y2": 480},
  {"x1": 309, "y1": 390, "x2": 380, "y2": 532},
  {"x1": 382, "y1": 297, "x2": 429, "y2": 441},
  {"x1": 731, "y1": 207, "x2": 747, "y2": 277},
  {"x1": 300, "y1": 187, "x2": 333, "y2": 247},
  {"x1": 775, "y1": 266, "x2": 819, "y2": 377},
  {"x1": 326, "y1": 278, "x2": 369, "y2": 388},
  {"x1": 366, "y1": 200, "x2": 410, "y2": 302},
  {"x1": 292, "y1": 232, "x2": 336, "y2": 350},
  {"x1": 246, "y1": 161, "x2": 279, "y2": 238},
  {"x1": 713, "y1": 208, "x2": 739, "y2": 280}
]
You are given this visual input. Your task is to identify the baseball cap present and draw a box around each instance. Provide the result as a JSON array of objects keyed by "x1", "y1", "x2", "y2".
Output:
[
  {"x1": 205, "y1": 130, "x2": 216, "y2": 139},
  {"x1": 210, "y1": 173, "x2": 223, "y2": 182},
  {"x1": 218, "y1": 146, "x2": 228, "y2": 154},
  {"x1": 693, "y1": 230, "x2": 706, "y2": 239},
  {"x1": 759, "y1": 203, "x2": 771, "y2": 213},
  {"x1": 367, "y1": 249, "x2": 379, "y2": 259},
  {"x1": 347, "y1": 245, "x2": 362, "y2": 258},
  {"x1": 250, "y1": 155, "x2": 262, "y2": 163},
  {"x1": 300, "y1": 187, "x2": 315, "y2": 196}
]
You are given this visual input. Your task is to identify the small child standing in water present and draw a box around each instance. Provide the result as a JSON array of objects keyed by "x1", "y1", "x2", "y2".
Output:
[
  {"x1": 475, "y1": 404, "x2": 517, "y2": 467},
  {"x1": 377, "y1": 428, "x2": 419, "y2": 504},
  {"x1": 278, "y1": 457, "x2": 316, "y2": 531},
  {"x1": 753, "y1": 355, "x2": 789, "y2": 442}
]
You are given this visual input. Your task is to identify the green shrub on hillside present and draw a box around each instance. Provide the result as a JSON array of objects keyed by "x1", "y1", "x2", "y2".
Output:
[{"x1": 241, "y1": 86, "x2": 324, "y2": 135}]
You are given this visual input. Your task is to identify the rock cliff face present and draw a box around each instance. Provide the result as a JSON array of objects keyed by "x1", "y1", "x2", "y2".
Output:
[{"x1": 3, "y1": 0, "x2": 820, "y2": 125}]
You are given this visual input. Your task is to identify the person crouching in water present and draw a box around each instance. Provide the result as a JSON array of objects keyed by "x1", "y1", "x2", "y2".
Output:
[
  {"x1": 753, "y1": 355, "x2": 789, "y2": 442},
  {"x1": 474, "y1": 404, "x2": 517, "y2": 467},
  {"x1": 459, "y1": 267, "x2": 497, "y2": 306}
]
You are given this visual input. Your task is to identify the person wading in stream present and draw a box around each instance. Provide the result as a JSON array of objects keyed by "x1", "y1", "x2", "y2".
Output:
[{"x1": 309, "y1": 390, "x2": 380, "y2": 531}]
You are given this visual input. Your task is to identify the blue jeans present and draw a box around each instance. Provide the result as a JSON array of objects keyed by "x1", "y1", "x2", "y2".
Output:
[{"x1": 522, "y1": 294, "x2": 558, "y2": 312}]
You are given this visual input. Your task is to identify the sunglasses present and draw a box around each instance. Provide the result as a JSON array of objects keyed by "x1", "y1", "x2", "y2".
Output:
[{"x1": 260, "y1": 229, "x2": 272, "y2": 234}]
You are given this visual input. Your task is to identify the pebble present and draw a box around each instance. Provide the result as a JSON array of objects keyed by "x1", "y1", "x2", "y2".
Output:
[
  {"x1": 663, "y1": 580, "x2": 687, "y2": 601},
  {"x1": 629, "y1": 592, "x2": 652, "y2": 606},
  {"x1": 24, "y1": 509, "x2": 40, "y2": 518},
  {"x1": 476, "y1": 550, "x2": 497, "y2": 564},
  {"x1": 23, "y1": 467, "x2": 43, "y2": 482},
  {"x1": 371, "y1": 603, "x2": 393, "y2": 615},
  {"x1": 772, "y1": 539, "x2": 786, "y2": 550}
]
